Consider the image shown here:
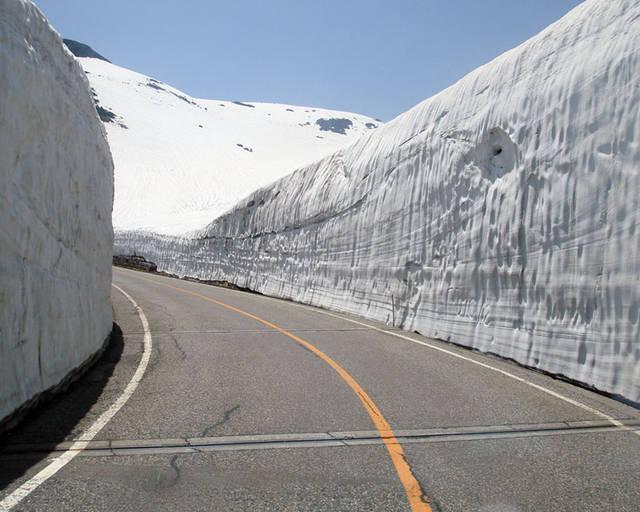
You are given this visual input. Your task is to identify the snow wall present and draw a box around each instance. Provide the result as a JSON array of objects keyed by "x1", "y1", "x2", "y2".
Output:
[
  {"x1": 116, "y1": 0, "x2": 640, "y2": 402},
  {"x1": 0, "y1": 0, "x2": 114, "y2": 423}
]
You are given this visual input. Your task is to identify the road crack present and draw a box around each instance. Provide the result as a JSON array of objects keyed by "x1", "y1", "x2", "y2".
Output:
[
  {"x1": 169, "y1": 334, "x2": 187, "y2": 360},
  {"x1": 201, "y1": 405, "x2": 240, "y2": 437}
]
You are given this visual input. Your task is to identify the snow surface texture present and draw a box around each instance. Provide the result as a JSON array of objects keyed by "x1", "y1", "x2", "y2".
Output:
[
  {"x1": 116, "y1": 0, "x2": 640, "y2": 402},
  {"x1": 78, "y1": 57, "x2": 381, "y2": 235},
  {"x1": 0, "y1": 0, "x2": 114, "y2": 422}
]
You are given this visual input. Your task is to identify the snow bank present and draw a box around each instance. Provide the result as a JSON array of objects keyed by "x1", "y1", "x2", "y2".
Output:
[
  {"x1": 116, "y1": 0, "x2": 640, "y2": 402},
  {"x1": 0, "y1": 0, "x2": 114, "y2": 423},
  {"x1": 77, "y1": 56, "x2": 381, "y2": 235}
]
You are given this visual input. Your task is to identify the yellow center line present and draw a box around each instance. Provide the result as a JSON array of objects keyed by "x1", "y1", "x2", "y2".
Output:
[{"x1": 133, "y1": 274, "x2": 432, "y2": 511}]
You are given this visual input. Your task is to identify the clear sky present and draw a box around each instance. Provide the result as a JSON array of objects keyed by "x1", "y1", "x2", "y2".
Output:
[{"x1": 34, "y1": 0, "x2": 583, "y2": 121}]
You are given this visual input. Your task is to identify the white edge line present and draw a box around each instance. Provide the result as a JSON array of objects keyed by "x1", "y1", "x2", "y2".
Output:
[
  {"x1": 0, "y1": 283, "x2": 153, "y2": 511},
  {"x1": 300, "y1": 306, "x2": 640, "y2": 438}
]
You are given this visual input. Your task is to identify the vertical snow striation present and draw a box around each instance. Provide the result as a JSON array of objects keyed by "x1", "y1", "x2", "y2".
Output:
[
  {"x1": 0, "y1": 0, "x2": 114, "y2": 423},
  {"x1": 115, "y1": 0, "x2": 640, "y2": 402}
]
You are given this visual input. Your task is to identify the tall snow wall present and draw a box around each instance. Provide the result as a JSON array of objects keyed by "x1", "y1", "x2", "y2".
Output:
[
  {"x1": 0, "y1": 0, "x2": 114, "y2": 424},
  {"x1": 116, "y1": 0, "x2": 640, "y2": 402}
]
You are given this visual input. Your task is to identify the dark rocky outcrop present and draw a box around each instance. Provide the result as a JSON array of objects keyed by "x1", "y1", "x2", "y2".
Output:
[{"x1": 63, "y1": 39, "x2": 111, "y2": 62}]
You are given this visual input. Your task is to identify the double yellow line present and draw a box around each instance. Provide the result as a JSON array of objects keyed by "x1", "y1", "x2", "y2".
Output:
[{"x1": 140, "y1": 275, "x2": 432, "y2": 511}]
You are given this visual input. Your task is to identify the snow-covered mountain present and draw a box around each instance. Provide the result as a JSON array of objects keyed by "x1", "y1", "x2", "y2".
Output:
[
  {"x1": 68, "y1": 46, "x2": 381, "y2": 235},
  {"x1": 116, "y1": 0, "x2": 640, "y2": 402}
]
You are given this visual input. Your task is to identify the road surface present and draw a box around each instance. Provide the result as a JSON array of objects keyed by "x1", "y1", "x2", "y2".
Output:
[{"x1": 1, "y1": 267, "x2": 639, "y2": 511}]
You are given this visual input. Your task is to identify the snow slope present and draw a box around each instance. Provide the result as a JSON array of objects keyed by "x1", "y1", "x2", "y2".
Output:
[
  {"x1": 0, "y1": 0, "x2": 114, "y2": 424},
  {"x1": 116, "y1": 0, "x2": 640, "y2": 402},
  {"x1": 77, "y1": 56, "x2": 380, "y2": 235}
]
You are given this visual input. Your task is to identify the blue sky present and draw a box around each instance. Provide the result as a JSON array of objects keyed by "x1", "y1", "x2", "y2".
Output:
[{"x1": 35, "y1": 0, "x2": 582, "y2": 121}]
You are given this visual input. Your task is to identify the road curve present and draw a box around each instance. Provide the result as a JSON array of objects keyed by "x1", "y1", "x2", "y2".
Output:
[{"x1": 1, "y1": 266, "x2": 639, "y2": 511}]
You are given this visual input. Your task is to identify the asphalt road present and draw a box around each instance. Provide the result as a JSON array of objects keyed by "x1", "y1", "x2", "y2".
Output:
[{"x1": 1, "y1": 266, "x2": 639, "y2": 511}]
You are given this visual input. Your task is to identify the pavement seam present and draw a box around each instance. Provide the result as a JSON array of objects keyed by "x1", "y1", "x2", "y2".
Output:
[{"x1": 3, "y1": 420, "x2": 638, "y2": 458}]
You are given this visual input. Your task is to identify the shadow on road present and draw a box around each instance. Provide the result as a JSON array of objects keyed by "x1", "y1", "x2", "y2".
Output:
[{"x1": 0, "y1": 323, "x2": 124, "y2": 491}]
